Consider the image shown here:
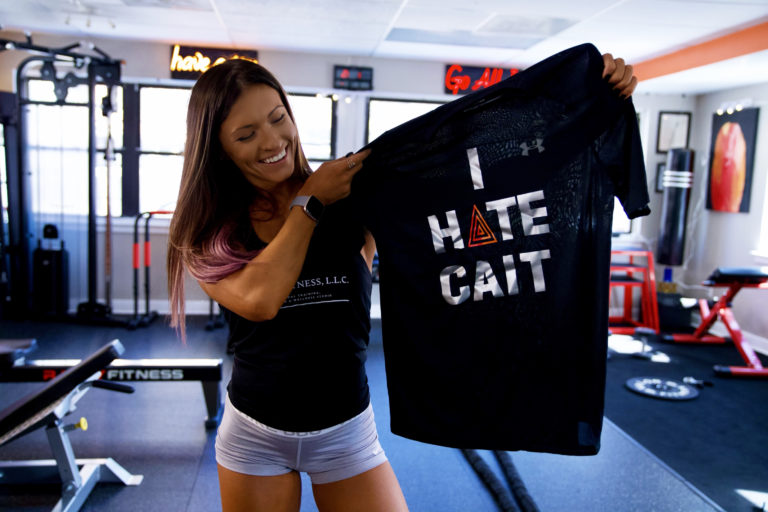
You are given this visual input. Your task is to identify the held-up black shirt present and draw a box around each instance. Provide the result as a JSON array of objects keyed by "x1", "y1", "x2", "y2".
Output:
[
  {"x1": 352, "y1": 43, "x2": 650, "y2": 455},
  {"x1": 222, "y1": 200, "x2": 373, "y2": 432}
]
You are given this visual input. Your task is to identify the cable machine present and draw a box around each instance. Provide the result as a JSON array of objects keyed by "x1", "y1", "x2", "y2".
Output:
[
  {"x1": 1, "y1": 34, "x2": 124, "y2": 324},
  {"x1": 0, "y1": 90, "x2": 19, "y2": 321}
]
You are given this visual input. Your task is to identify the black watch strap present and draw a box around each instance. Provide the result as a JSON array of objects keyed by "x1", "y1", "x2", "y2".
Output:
[{"x1": 290, "y1": 195, "x2": 324, "y2": 223}]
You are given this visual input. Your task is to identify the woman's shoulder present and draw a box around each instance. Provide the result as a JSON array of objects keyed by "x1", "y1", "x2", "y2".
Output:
[{"x1": 231, "y1": 215, "x2": 266, "y2": 251}]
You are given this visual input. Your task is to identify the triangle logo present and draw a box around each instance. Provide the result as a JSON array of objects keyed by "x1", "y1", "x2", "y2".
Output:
[{"x1": 468, "y1": 205, "x2": 498, "y2": 247}]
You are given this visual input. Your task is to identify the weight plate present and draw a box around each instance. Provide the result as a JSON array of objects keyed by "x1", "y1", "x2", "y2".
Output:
[{"x1": 625, "y1": 377, "x2": 699, "y2": 401}]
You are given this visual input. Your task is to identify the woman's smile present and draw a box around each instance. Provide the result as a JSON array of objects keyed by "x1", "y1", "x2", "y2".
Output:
[{"x1": 260, "y1": 147, "x2": 287, "y2": 164}]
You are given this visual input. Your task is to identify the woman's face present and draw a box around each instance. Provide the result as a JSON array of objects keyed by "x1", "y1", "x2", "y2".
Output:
[{"x1": 218, "y1": 84, "x2": 298, "y2": 191}]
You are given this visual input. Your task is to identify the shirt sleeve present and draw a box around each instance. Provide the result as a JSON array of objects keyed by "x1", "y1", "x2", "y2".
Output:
[{"x1": 596, "y1": 99, "x2": 651, "y2": 219}]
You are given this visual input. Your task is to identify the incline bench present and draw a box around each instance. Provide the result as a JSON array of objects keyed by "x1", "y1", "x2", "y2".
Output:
[
  {"x1": 0, "y1": 339, "x2": 224, "y2": 428},
  {"x1": 663, "y1": 267, "x2": 768, "y2": 377},
  {"x1": 0, "y1": 340, "x2": 142, "y2": 512}
]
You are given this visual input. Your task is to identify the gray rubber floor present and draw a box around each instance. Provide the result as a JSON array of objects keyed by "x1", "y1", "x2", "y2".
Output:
[{"x1": 0, "y1": 323, "x2": 724, "y2": 511}]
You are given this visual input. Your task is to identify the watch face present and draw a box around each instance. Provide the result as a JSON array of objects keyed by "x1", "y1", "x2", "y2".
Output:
[{"x1": 306, "y1": 195, "x2": 324, "y2": 221}]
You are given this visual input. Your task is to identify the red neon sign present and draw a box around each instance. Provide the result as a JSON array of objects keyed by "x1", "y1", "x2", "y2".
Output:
[{"x1": 445, "y1": 65, "x2": 520, "y2": 95}]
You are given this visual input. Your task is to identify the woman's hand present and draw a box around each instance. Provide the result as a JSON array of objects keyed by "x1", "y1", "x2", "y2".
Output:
[
  {"x1": 602, "y1": 53, "x2": 638, "y2": 98},
  {"x1": 298, "y1": 148, "x2": 372, "y2": 205}
]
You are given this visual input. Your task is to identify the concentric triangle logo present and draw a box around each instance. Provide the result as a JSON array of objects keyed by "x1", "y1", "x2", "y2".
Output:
[{"x1": 468, "y1": 205, "x2": 498, "y2": 247}]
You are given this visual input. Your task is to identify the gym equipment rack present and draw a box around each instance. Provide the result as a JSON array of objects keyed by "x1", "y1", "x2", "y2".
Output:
[
  {"x1": 0, "y1": 34, "x2": 125, "y2": 325},
  {"x1": 128, "y1": 210, "x2": 173, "y2": 329}
]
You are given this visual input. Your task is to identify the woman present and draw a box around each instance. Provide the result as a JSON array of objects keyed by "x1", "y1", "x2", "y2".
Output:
[{"x1": 167, "y1": 54, "x2": 636, "y2": 512}]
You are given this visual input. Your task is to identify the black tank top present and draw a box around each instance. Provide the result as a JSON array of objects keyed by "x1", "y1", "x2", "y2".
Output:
[{"x1": 222, "y1": 198, "x2": 373, "y2": 431}]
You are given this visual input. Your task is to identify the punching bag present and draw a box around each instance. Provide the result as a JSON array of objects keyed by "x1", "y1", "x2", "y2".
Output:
[{"x1": 657, "y1": 148, "x2": 694, "y2": 265}]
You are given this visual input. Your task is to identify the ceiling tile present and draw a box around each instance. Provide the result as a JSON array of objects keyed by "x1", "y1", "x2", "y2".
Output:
[{"x1": 599, "y1": 0, "x2": 768, "y2": 27}]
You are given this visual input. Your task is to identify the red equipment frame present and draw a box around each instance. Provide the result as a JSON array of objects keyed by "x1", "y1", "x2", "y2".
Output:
[
  {"x1": 609, "y1": 250, "x2": 660, "y2": 334},
  {"x1": 666, "y1": 270, "x2": 768, "y2": 378},
  {"x1": 129, "y1": 210, "x2": 173, "y2": 329}
]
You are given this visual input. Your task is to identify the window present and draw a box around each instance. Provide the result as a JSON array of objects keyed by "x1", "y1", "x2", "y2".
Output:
[
  {"x1": 25, "y1": 79, "x2": 123, "y2": 217},
  {"x1": 139, "y1": 153, "x2": 184, "y2": 213},
  {"x1": 1, "y1": 123, "x2": 7, "y2": 247},
  {"x1": 757, "y1": 186, "x2": 768, "y2": 261},
  {"x1": 139, "y1": 87, "x2": 189, "y2": 154},
  {"x1": 367, "y1": 98, "x2": 445, "y2": 143},
  {"x1": 612, "y1": 198, "x2": 632, "y2": 235},
  {"x1": 289, "y1": 93, "x2": 335, "y2": 163},
  {"x1": 138, "y1": 86, "x2": 190, "y2": 213}
]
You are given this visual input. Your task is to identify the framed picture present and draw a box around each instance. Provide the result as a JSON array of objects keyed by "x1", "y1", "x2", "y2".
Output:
[
  {"x1": 656, "y1": 111, "x2": 691, "y2": 153},
  {"x1": 706, "y1": 107, "x2": 760, "y2": 213},
  {"x1": 655, "y1": 162, "x2": 666, "y2": 193}
]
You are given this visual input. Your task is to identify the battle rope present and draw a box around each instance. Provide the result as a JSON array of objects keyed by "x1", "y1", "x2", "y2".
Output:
[
  {"x1": 493, "y1": 450, "x2": 540, "y2": 512},
  {"x1": 460, "y1": 449, "x2": 541, "y2": 512},
  {"x1": 460, "y1": 449, "x2": 520, "y2": 512}
]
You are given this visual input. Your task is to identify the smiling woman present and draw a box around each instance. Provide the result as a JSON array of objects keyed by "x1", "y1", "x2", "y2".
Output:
[{"x1": 165, "y1": 59, "x2": 409, "y2": 512}]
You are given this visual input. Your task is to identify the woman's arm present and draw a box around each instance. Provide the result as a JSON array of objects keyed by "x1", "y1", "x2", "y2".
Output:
[
  {"x1": 361, "y1": 230, "x2": 376, "y2": 272},
  {"x1": 200, "y1": 150, "x2": 371, "y2": 322},
  {"x1": 200, "y1": 207, "x2": 315, "y2": 321}
]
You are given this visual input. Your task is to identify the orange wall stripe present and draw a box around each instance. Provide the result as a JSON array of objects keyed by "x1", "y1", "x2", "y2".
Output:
[{"x1": 634, "y1": 21, "x2": 768, "y2": 81}]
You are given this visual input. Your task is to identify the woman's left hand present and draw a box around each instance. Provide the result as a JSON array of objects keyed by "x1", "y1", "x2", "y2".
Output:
[{"x1": 602, "y1": 53, "x2": 638, "y2": 98}]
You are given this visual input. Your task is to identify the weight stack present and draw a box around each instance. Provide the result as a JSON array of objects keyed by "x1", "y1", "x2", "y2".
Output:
[
  {"x1": 33, "y1": 244, "x2": 69, "y2": 317},
  {"x1": 657, "y1": 148, "x2": 694, "y2": 266}
]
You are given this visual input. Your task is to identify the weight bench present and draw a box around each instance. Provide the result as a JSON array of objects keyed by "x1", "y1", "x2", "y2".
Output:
[
  {"x1": 0, "y1": 338, "x2": 38, "y2": 367},
  {"x1": 0, "y1": 339, "x2": 142, "y2": 512},
  {"x1": 0, "y1": 340, "x2": 224, "y2": 429},
  {"x1": 663, "y1": 267, "x2": 768, "y2": 377}
]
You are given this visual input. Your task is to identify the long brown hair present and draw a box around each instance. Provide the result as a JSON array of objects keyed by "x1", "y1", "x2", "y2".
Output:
[{"x1": 167, "y1": 59, "x2": 311, "y2": 340}]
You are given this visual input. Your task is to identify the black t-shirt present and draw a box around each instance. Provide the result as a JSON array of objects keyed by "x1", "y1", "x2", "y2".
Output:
[
  {"x1": 223, "y1": 199, "x2": 372, "y2": 432},
  {"x1": 351, "y1": 43, "x2": 650, "y2": 455}
]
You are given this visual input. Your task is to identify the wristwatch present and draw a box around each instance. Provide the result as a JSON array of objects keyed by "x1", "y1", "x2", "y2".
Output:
[{"x1": 290, "y1": 195, "x2": 325, "y2": 223}]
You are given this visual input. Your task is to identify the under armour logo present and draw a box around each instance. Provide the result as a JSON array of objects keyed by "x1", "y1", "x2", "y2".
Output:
[{"x1": 520, "y1": 139, "x2": 545, "y2": 156}]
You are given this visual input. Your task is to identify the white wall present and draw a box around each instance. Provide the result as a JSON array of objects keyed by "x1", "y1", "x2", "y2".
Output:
[{"x1": 2, "y1": 30, "x2": 767, "y2": 341}]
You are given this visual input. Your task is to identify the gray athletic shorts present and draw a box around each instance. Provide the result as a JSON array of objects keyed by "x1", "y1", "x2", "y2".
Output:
[{"x1": 215, "y1": 394, "x2": 388, "y2": 484}]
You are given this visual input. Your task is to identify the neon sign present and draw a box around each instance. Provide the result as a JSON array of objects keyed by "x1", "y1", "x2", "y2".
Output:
[
  {"x1": 170, "y1": 45, "x2": 259, "y2": 79},
  {"x1": 444, "y1": 65, "x2": 520, "y2": 95}
]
